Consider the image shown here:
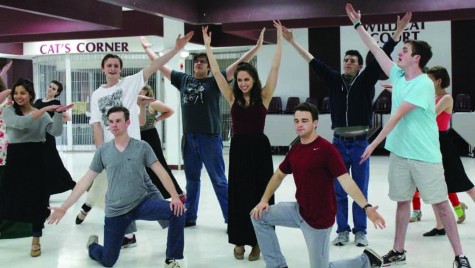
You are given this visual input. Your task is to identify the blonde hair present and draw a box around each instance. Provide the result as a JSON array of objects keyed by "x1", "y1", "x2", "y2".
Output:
[{"x1": 141, "y1": 85, "x2": 154, "y2": 98}]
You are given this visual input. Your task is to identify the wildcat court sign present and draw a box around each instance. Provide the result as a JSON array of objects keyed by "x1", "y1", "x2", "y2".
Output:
[{"x1": 363, "y1": 21, "x2": 425, "y2": 43}]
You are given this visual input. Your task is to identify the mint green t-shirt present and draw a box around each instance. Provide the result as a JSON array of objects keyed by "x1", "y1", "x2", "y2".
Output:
[{"x1": 385, "y1": 65, "x2": 441, "y2": 163}]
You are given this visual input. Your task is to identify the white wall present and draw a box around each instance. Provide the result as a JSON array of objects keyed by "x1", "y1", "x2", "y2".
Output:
[{"x1": 257, "y1": 28, "x2": 310, "y2": 108}]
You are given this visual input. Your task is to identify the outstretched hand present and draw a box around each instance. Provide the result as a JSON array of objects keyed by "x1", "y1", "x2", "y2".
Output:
[
  {"x1": 42, "y1": 103, "x2": 74, "y2": 113},
  {"x1": 360, "y1": 143, "x2": 375, "y2": 164},
  {"x1": 282, "y1": 25, "x2": 293, "y2": 42},
  {"x1": 140, "y1": 36, "x2": 152, "y2": 50},
  {"x1": 366, "y1": 206, "x2": 386, "y2": 229},
  {"x1": 345, "y1": 3, "x2": 361, "y2": 24},
  {"x1": 47, "y1": 206, "x2": 66, "y2": 224},
  {"x1": 202, "y1": 26, "x2": 212, "y2": 48},
  {"x1": 256, "y1": 27, "x2": 266, "y2": 48},
  {"x1": 175, "y1": 31, "x2": 194, "y2": 51},
  {"x1": 56, "y1": 103, "x2": 75, "y2": 113},
  {"x1": 396, "y1": 12, "x2": 412, "y2": 31}
]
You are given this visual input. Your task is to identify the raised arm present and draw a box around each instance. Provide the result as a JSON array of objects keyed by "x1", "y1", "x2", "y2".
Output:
[
  {"x1": 47, "y1": 169, "x2": 99, "y2": 224},
  {"x1": 225, "y1": 27, "x2": 266, "y2": 80},
  {"x1": 46, "y1": 103, "x2": 74, "y2": 136},
  {"x1": 31, "y1": 105, "x2": 60, "y2": 120},
  {"x1": 346, "y1": 4, "x2": 394, "y2": 76},
  {"x1": 282, "y1": 25, "x2": 314, "y2": 63},
  {"x1": 140, "y1": 36, "x2": 168, "y2": 77},
  {"x1": 202, "y1": 26, "x2": 234, "y2": 104},
  {"x1": 262, "y1": 20, "x2": 283, "y2": 107},
  {"x1": 141, "y1": 32, "x2": 194, "y2": 81},
  {"x1": 150, "y1": 100, "x2": 174, "y2": 122},
  {"x1": 0, "y1": 61, "x2": 12, "y2": 77},
  {"x1": 4, "y1": 103, "x2": 70, "y2": 129},
  {"x1": 392, "y1": 12, "x2": 412, "y2": 42}
]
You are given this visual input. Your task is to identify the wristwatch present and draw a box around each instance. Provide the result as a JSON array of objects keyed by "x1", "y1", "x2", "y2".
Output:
[{"x1": 363, "y1": 204, "x2": 373, "y2": 211}]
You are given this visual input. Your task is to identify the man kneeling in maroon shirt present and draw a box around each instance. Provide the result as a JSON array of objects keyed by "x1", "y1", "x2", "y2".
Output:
[{"x1": 250, "y1": 102, "x2": 386, "y2": 268}]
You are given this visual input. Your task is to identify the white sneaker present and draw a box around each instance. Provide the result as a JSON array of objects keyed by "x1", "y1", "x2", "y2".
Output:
[
  {"x1": 332, "y1": 230, "x2": 350, "y2": 246},
  {"x1": 164, "y1": 260, "x2": 181, "y2": 268},
  {"x1": 355, "y1": 232, "x2": 368, "y2": 247},
  {"x1": 86, "y1": 234, "x2": 99, "y2": 250}
]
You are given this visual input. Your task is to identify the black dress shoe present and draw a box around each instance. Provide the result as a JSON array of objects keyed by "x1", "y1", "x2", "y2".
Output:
[
  {"x1": 184, "y1": 221, "x2": 196, "y2": 227},
  {"x1": 423, "y1": 228, "x2": 446, "y2": 237}
]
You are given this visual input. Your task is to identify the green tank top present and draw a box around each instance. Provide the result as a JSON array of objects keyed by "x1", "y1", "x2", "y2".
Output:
[{"x1": 140, "y1": 106, "x2": 156, "y2": 131}]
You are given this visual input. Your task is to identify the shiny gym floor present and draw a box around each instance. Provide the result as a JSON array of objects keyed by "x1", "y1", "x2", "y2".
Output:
[{"x1": 1, "y1": 152, "x2": 475, "y2": 268}]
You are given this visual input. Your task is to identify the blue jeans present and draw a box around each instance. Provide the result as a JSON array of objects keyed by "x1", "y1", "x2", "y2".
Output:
[
  {"x1": 183, "y1": 133, "x2": 228, "y2": 223},
  {"x1": 251, "y1": 202, "x2": 371, "y2": 268},
  {"x1": 332, "y1": 137, "x2": 369, "y2": 235},
  {"x1": 88, "y1": 198, "x2": 185, "y2": 267}
]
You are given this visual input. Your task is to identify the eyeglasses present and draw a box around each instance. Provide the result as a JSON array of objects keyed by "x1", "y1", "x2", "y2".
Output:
[{"x1": 194, "y1": 60, "x2": 208, "y2": 64}]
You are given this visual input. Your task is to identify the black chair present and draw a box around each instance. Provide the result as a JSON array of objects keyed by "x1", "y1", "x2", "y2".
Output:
[
  {"x1": 319, "y1": 97, "x2": 331, "y2": 114},
  {"x1": 374, "y1": 96, "x2": 391, "y2": 114},
  {"x1": 268, "y1": 96, "x2": 283, "y2": 114},
  {"x1": 305, "y1": 97, "x2": 319, "y2": 109},
  {"x1": 454, "y1": 94, "x2": 472, "y2": 112},
  {"x1": 284, "y1": 97, "x2": 300, "y2": 114}
]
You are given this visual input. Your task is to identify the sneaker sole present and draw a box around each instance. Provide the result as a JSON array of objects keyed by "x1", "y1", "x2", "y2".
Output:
[
  {"x1": 333, "y1": 241, "x2": 349, "y2": 246},
  {"x1": 383, "y1": 260, "x2": 407, "y2": 267},
  {"x1": 121, "y1": 243, "x2": 137, "y2": 249},
  {"x1": 363, "y1": 248, "x2": 382, "y2": 267}
]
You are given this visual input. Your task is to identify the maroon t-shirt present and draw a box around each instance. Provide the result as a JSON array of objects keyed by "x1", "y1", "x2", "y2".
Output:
[{"x1": 279, "y1": 136, "x2": 347, "y2": 229}]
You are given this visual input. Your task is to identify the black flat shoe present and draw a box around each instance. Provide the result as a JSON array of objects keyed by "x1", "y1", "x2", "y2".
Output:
[
  {"x1": 184, "y1": 221, "x2": 196, "y2": 228},
  {"x1": 423, "y1": 228, "x2": 446, "y2": 237},
  {"x1": 75, "y1": 211, "x2": 88, "y2": 225}
]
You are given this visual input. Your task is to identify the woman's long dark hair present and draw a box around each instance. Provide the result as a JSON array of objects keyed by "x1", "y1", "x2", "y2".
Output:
[
  {"x1": 11, "y1": 78, "x2": 35, "y2": 115},
  {"x1": 232, "y1": 62, "x2": 262, "y2": 107}
]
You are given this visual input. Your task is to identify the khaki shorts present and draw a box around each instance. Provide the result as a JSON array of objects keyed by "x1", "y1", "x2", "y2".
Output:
[{"x1": 388, "y1": 153, "x2": 448, "y2": 204}]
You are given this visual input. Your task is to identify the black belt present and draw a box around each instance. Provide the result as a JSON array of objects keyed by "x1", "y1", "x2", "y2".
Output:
[{"x1": 334, "y1": 132, "x2": 367, "y2": 142}]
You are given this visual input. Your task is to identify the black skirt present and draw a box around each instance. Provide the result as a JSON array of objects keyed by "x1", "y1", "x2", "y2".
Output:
[
  {"x1": 141, "y1": 128, "x2": 183, "y2": 198},
  {"x1": 440, "y1": 131, "x2": 474, "y2": 192},
  {"x1": 228, "y1": 133, "x2": 274, "y2": 246},
  {"x1": 43, "y1": 133, "x2": 76, "y2": 195},
  {"x1": 0, "y1": 143, "x2": 50, "y2": 223}
]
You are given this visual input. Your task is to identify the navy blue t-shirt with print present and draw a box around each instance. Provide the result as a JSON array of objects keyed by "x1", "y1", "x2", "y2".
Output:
[{"x1": 171, "y1": 70, "x2": 227, "y2": 134}]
